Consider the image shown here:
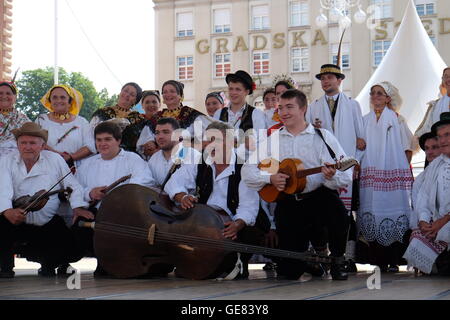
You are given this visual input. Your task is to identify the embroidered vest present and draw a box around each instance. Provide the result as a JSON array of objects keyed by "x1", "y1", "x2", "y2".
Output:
[{"x1": 219, "y1": 104, "x2": 255, "y2": 132}]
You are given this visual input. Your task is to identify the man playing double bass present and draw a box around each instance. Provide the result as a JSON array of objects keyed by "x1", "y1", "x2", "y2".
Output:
[
  {"x1": 74, "y1": 121, "x2": 153, "y2": 275},
  {"x1": 164, "y1": 121, "x2": 266, "y2": 279},
  {"x1": 0, "y1": 122, "x2": 92, "y2": 278},
  {"x1": 242, "y1": 89, "x2": 352, "y2": 280}
]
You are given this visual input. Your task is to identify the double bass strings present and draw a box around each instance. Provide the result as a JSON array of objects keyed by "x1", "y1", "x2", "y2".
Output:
[{"x1": 95, "y1": 221, "x2": 332, "y2": 263}]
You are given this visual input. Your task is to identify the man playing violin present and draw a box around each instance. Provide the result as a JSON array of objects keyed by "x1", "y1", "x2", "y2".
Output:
[
  {"x1": 164, "y1": 121, "x2": 267, "y2": 279},
  {"x1": 0, "y1": 122, "x2": 92, "y2": 278},
  {"x1": 242, "y1": 89, "x2": 352, "y2": 280}
]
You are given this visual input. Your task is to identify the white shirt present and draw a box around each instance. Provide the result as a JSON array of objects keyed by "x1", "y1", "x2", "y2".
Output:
[
  {"x1": 136, "y1": 116, "x2": 212, "y2": 159},
  {"x1": 213, "y1": 103, "x2": 267, "y2": 132},
  {"x1": 148, "y1": 143, "x2": 202, "y2": 187},
  {"x1": 164, "y1": 151, "x2": 259, "y2": 226},
  {"x1": 241, "y1": 124, "x2": 352, "y2": 193},
  {"x1": 0, "y1": 150, "x2": 88, "y2": 226},
  {"x1": 415, "y1": 155, "x2": 450, "y2": 244},
  {"x1": 35, "y1": 114, "x2": 96, "y2": 155},
  {"x1": 75, "y1": 149, "x2": 153, "y2": 207}
]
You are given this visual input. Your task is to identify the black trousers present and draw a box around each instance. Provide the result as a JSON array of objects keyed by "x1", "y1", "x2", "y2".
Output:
[
  {"x1": 274, "y1": 186, "x2": 349, "y2": 278},
  {"x1": 0, "y1": 215, "x2": 82, "y2": 271}
]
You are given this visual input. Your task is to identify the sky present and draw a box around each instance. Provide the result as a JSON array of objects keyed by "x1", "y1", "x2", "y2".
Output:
[{"x1": 12, "y1": 0, "x2": 155, "y2": 95}]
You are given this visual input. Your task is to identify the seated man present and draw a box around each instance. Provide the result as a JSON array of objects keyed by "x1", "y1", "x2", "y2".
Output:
[
  {"x1": 73, "y1": 121, "x2": 153, "y2": 271},
  {"x1": 241, "y1": 89, "x2": 352, "y2": 280},
  {"x1": 0, "y1": 122, "x2": 92, "y2": 278},
  {"x1": 147, "y1": 118, "x2": 201, "y2": 189},
  {"x1": 404, "y1": 112, "x2": 450, "y2": 275},
  {"x1": 164, "y1": 121, "x2": 265, "y2": 279}
]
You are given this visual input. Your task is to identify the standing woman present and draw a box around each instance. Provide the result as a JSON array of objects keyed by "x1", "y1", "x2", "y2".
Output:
[
  {"x1": 90, "y1": 82, "x2": 144, "y2": 153},
  {"x1": 0, "y1": 81, "x2": 30, "y2": 157},
  {"x1": 137, "y1": 80, "x2": 209, "y2": 158},
  {"x1": 36, "y1": 85, "x2": 95, "y2": 167},
  {"x1": 357, "y1": 81, "x2": 414, "y2": 272}
]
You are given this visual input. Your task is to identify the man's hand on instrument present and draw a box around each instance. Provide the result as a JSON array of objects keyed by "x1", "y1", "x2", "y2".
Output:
[
  {"x1": 264, "y1": 229, "x2": 279, "y2": 248},
  {"x1": 418, "y1": 220, "x2": 433, "y2": 235},
  {"x1": 175, "y1": 193, "x2": 198, "y2": 210},
  {"x1": 322, "y1": 162, "x2": 336, "y2": 180},
  {"x1": 3, "y1": 208, "x2": 26, "y2": 225},
  {"x1": 356, "y1": 138, "x2": 366, "y2": 151},
  {"x1": 223, "y1": 219, "x2": 246, "y2": 240},
  {"x1": 270, "y1": 173, "x2": 290, "y2": 191},
  {"x1": 89, "y1": 186, "x2": 107, "y2": 201},
  {"x1": 72, "y1": 207, "x2": 95, "y2": 224}
]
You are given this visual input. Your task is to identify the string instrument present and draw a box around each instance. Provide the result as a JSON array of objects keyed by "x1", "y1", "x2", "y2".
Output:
[
  {"x1": 88, "y1": 174, "x2": 132, "y2": 208},
  {"x1": 12, "y1": 168, "x2": 74, "y2": 214},
  {"x1": 13, "y1": 188, "x2": 73, "y2": 213},
  {"x1": 85, "y1": 184, "x2": 333, "y2": 280},
  {"x1": 257, "y1": 157, "x2": 358, "y2": 202}
]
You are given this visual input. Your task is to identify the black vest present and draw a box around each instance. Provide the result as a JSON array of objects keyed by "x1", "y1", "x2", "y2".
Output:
[
  {"x1": 219, "y1": 104, "x2": 255, "y2": 132},
  {"x1": 195, "y1": 161, "x2": 242, "y2": 215}
]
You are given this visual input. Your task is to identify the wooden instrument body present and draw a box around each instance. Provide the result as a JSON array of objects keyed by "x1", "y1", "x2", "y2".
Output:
[
  {"x1": 258, "y1": 158, "x2": 306, "y2": 202},
  {"x1": 94, "y1": 184, "x2": 235, "y2": 280}
]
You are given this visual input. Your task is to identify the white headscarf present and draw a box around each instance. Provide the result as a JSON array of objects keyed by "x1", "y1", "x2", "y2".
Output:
[{"x1": 371, "y1": 81, "x2": 403, "y2": 112}]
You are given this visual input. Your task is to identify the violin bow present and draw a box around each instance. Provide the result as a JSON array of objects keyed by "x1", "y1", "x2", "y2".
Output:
[{"x1": 23, "y1": 167, "x2": 75, "y2": 214}]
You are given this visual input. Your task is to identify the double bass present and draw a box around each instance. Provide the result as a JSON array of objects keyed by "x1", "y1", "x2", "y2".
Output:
[{"x1": 88, "y1": 184, "x2": 333, "y2": 280}]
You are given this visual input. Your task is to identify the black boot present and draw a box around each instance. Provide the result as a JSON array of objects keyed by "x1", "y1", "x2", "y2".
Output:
[
  {"x1": 0, "y1": 268, "x2": 15, "y2": 278},
  {"x1": 330, "y1": 257, "x2": 348, "y2": 280}
]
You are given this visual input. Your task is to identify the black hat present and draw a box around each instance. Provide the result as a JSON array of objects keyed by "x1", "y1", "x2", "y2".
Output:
[
  {"x1": 431, "y1": 112, "x2": 450, "y2": 135},
  {"x1": 315, "y1": 64, "x2": 345, "y2": 80},
  {"x1": 418, "y1": 132, "x2": 437, "y2": 151},
  {"x1": 226, "y1": 70, "x2": 255, "y2": 95}
]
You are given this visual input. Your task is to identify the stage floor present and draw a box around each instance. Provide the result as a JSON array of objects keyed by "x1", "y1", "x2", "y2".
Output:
[{"x1": 1, "y1": 258, "x2": 449, "y2": 300}]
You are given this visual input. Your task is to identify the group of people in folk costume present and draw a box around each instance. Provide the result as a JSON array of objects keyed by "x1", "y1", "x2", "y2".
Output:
[{"x1": 0, "y1": 62, "x2": 449, "y2": 281}]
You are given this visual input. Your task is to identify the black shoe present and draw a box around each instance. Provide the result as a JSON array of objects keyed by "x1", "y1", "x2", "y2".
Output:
[
  {"x1": 263, "y1": 262, "x2": 276, "y2": 271},
  {"x1": 330, "y1": 264, "x2": 348, "y2": 280},
  {"x1": 387, "y1": 265, "x2": 399, "y2": 273},
  {"x1": 344, "y1": 260, "x2": 358, "y2": 273},
  {"x1": 38, "y1": 266, "x2": 56, "y2": 277},
  {"x1": 93, "y1": 265, "x2": 109, "y2": 278},
  {"x1": 57, "y1": 263, "x2": 70, "y2": 276},
  {"x1": 0, "y1": 269, "x2": 15, "y2": 278}
]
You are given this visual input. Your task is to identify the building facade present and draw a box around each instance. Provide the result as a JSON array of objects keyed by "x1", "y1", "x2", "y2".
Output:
[
  {"x1": 0, "y1": 0, "x2": 12, "y2": 80},
  {"x1": 153, "y1": 0, "x2": 450, "y2": 112}
]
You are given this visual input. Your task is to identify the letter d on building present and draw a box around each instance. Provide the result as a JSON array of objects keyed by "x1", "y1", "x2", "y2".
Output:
[
  {"x1": 366, "y1": 266, "x2": 381, "y2": 290},
  {"x1": 66, "y1": 266, "x2": 81, "y2": 290}
]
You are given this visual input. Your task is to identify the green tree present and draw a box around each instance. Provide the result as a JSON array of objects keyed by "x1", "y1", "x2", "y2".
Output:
[{"x1": 15, "y1": 67, "x2": 115, "y2": 121}]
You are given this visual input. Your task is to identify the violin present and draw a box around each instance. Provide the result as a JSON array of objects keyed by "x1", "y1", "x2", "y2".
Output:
[
  {"x1": 85, "y1": 184, "x2": 334, "y2": 280},
  {"x1": 88, "y1": 174, "x2": 132, "y2": 208},
  {"x1": 257, "y1": 157, "x2": 358, "y2": 202},
  {"x1": 13, "y1": 188, "x2": 73, "y2": 213},
  {"x1": 12, "y1": 168, "x2": 74, "y2": 214}
]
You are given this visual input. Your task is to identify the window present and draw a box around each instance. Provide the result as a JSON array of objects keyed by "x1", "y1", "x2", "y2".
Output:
[
  {"x1": 371, "y1": 0, "x2": 392, "y2": 19},
  {"x1": 214, "y1": 53, "x2": 231, "y2": 78},
  {"x1": 291, "y1": 47, "x2": 309, "y2": 72},
  {"x1": 176, "y1": 12, "x2": 193, "y2": 37},
  {"x1": 415, "y1": 0, "x2": 435, "y2": 16},
  {"x1": 253, "y1": 52, "x2": 270, "y2": 75},
  {"x1": 177, "y1": 56, "x2": 194, "y2": 80},
  {"x1": 372, "y1": 40, "x2": 391, "y2": 67},
  {"x1": 331, "y1": 43, "x2": 350, "y2": 69},
  {"x1": 251, "y1": 5, "x2": 269, "y2": 30},
  {"x1": 213, "y1": 8, "x2": 231, "y2": 33},
  {"x1": 429, "y1": 35, "x2": 437, "y2": 46},
  {"x1": 290, "y1": 1, "x2": 309, "y2": 27}
]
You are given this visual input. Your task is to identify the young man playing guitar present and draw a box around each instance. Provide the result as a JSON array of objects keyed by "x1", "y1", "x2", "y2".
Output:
[{"x1": 242, "y1": 89, "x2": 352, "y2": 280}]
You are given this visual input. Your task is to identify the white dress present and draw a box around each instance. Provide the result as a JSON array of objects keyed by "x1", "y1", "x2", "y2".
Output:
[{"x1": 358, "y1": 108, "x2": 414, "y2": 246}]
